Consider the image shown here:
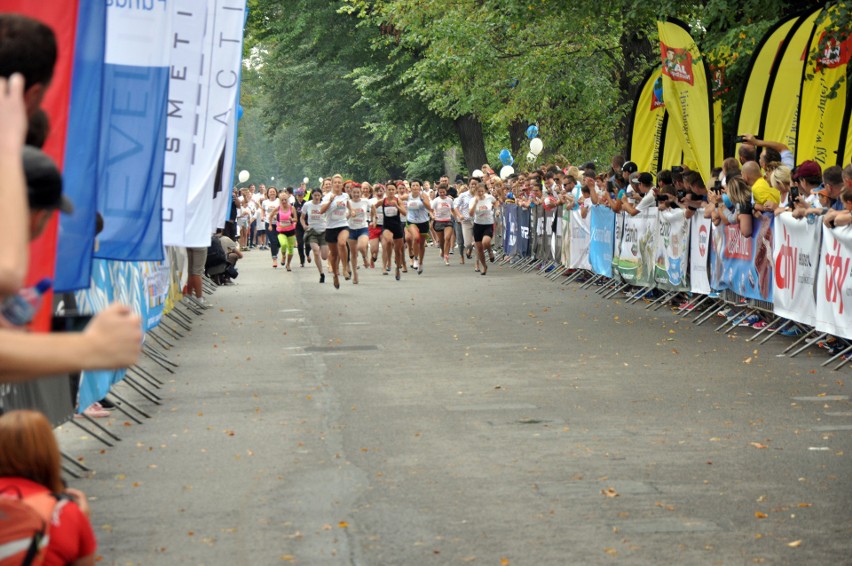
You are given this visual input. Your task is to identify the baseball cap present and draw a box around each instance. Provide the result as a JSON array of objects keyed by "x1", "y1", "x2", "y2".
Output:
[
  {"x1": 622, "y1": 161, "x2": 638, "y2": 174},
  {"x1": 23, "y1": 145, "x2": 73, "y2": 213},
  {"x1": 793, "y1": 160, "x2": 821, "y2": 180}
]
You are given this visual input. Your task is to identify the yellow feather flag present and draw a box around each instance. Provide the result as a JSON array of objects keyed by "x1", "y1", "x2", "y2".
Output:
[
  {"x1": 797, "y1": 8, "x2": 852, "y2": 167},
  {"x1": 661, "y1": 112, "x2": 684, "y2": 171},
  {"x1": 657, "y1": 19, "x2": 714, "y2": 181},
  {"x1": 734, "y1": 15, "x2": 801, "y2": 149},
  {"x1": 628, "y1": 67, "x2": 667, "y2": 174},
  {"x1": 763, "y1": 10, "x2": 821, "y2": 159}
]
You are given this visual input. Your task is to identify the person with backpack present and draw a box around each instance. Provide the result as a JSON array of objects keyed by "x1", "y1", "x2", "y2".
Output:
[{"x1": 0, "y1": 410, "x2": 96, "y2": 566}]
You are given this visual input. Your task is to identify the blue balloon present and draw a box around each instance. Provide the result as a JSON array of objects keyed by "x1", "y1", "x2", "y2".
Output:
[
  {"x1": 237, "y1": 105, "x2": 245, "y2": 121},
  {"x1": 526, "y1": 125, "x2": 538, "y2": 139},
  {"x1": 499, "y1": 149, "x2": 511, "y2": 165}
]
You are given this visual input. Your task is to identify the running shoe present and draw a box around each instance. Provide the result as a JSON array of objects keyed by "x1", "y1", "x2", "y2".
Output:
[
  {"x1": 778, "y1": 326, "x2": 804, "y2": 337},
  {"x1": 750, "y1": 320, "x2": 768, "y2": 329},
  {"x1": 738, "y1": 314, "x2": 761, "y2": 327}
]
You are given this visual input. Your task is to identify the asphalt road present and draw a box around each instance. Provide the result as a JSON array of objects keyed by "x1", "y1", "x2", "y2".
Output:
[{"x1": 58, "y1": 244, "x2": 852, "y2": 565}]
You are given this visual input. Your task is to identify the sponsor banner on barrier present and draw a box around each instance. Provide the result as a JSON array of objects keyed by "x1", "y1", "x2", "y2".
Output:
[
  {"x1": 815, "y1": 225, "x2": 852, "y2": 339},
  {"x1": 616, "y1": 208, "x2": 657, "y2": 286},
  {"x1": 589, "y1": 205, "x2": 615, "y2": 278},
  {"x1": 610, "y1": 212, "x2": 625, "y2": 282},
  {"x1": 773, "y1": 213, "x2": 821, "y2": 326},
  {"x1": 569, "y1": 208, "x2": 591, "y2": 270},
  {"x1": 517, "y1": 206, "x2": 532, "y2": 257},
  {"x1": 95, "y1": 1, "x2": 172, "y2": 262},
  {"x1": 720, "y1": 216, "x2": 774, "y2": 301},
  {"x1": 502, "y1": 204, "x2": 518, "y2": 256},
  {"x1": 653, "y1": 208, "x2": 690, "y2": 291},
  {"x1": 709, "y1": 222, "x2": 726, "y2": 291},
  {"x1": 162, "y1": 0, "x2": 208, "y2": 246},
  {"x1": 690, "y1": 215, "x2": 712, "y2": 295},
  {"x1": 561, "y1": 206, "x2": 572, "y2": 267}
]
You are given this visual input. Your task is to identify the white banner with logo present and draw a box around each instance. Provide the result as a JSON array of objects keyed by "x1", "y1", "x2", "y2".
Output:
[
  {"x1": 815, "y1": 225, "x2": 852, "y2": 339},
  {"x1": 569, "y1": 208, "x2": 591, "y2": 270},
  {"x1": 653, "y1": 208, "x2": 690, "y2": 291},
  {"x1": 689, "y1": 214, "x2": 712, "y2": 295},
  {"x1": 616, "y1": 207, "x2": 658, "y2": 287},
  {"x1": 773, "y1": 213, "x2": 821, "y2": 327},
  {"x1": 162, "y1": 0, "x2": 207, "y2": 246},
  {"x1": 183, "y1": 0, "x2": 246, "y2": 247}
]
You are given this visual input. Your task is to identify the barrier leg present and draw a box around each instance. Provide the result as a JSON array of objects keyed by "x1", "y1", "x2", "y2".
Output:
[
  {"x1": 822, "y1": 344, "x2": 852, "y2": 368},
  {"x1": 782, "y1": 328, "x2": 819, "y2": 354},
  {"x1": 627, "y1": 287, "x2": 653, "y2": 304},
  {"x1": 106, "y1": 394, "x2": 145, "y2": 423},
  {"x1": 61, "y1": 464, "x2": 82, "y2": 479},
  {"x1": 73, "y1": 413, "x2": 122, "y2": 442},
  {"x1": 108, "y1": 390, "x2": 152, "y2": 419},
  {"x1": 122, "y1": 376, "x2": 162, "y2": 404},
  {"x1": 62, "y1": 451, "x2": 93, "y2": 472},
  {"x1": 69, "y1": 418, "x2": 115, "y2": 448},
  {"x1": 834, "y1": 352, "x2": 852, "y2": 371},
  {"x1": 758, "y1": 319, "x2": 793, "y2": 345},
  {"x1": 747, "y1": 315, "x2": 780, "y2": 342},
  {"x1": 579, "y1": 274, "x2": 602, "y2": 289},
  {"x1": 128, "y1": 367, "x2": 163, "y2": 390},
  {"x1": 788, "y1": 332, "x2": 826, "y2": 357},
  {"x1": 693, "y1": 301, "x2": 726, "y2": 325},
  {"x1": 147, "y1": 330, "x2": 172, "y2": 350},
  {"x1": 679, "y1": 294, "x2": 710, "y2": 318},
  {"x1": 647, "y1": 290, "x2": 676, "y2": 310},
  {"x1": 604, "y1": 282, "x2": 629, "y2": 299},
  {"x1": 721, "y1": 308, "x2": 758, "y2": 334}
]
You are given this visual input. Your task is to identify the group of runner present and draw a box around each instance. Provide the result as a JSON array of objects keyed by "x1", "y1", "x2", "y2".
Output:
[{"x1": 244, "y1": 174, "x2": 499, "y2": 289}]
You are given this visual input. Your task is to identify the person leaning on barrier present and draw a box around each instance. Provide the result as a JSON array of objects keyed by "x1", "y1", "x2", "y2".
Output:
[
  {"x1": 824, "y1": 189, "x2": 852, "y2": 228},
  {"x1": 709, "y1": 175, "x2": 753, "y2": 237},
  {"x1": 742, "y1": 160, "x2": 780, "y2": 209},
  {"x1": 621, "y1": 172, "x2": 656, "y2": 216},
  {"x1": 680, "y1": 170, "x2": 707, "y2": 219},
  {"x1": 740, "y1": 133, "x2": 795, "y2": 170}
]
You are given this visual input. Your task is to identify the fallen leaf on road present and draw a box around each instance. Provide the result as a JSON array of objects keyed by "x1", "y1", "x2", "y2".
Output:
[
  {"x1": 338, "y1": 521, "x2": 349, "y2": 528},
  {"x1": 601, "y1": 488, "x2": 619, "y2": 498},
  {"x1": 500, "y1": 559, "x2": 510, "y2": 566},
  {"x1": 743, "y1": 357, "x2": 753, "y2": 364},
  {"x1": 750, "y1": 442, "x2": 768, "y2": 449},
  {"x1": 755, "y1": 512, "x2": 768, "y2": 519},
  {"x1": 787, "y1": 540, "x2": 802, "y2": 548},
  {"x1": 603, "y1": 548, "x2": 618, "y2": 556},
  {"x1": 797, "y1": 503, "x2": 812, "y2": 508},
  {"x1": 280, "y1": 555, "x2": 296, "y2": 562}
]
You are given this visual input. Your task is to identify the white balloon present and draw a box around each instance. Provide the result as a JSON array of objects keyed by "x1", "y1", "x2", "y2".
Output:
[
  {"x1": 499, "y1": 165, "x2": 514, "y2": 180},
  {"x1": 318, "y1": 177, "x2": 324, "y2": 184},
  {"x1": 303, "y1": 177, "x2": 309, "y2": 184},
  {"x1": 529, "y1": 137, "x2": 544, "y2": 156},
  {"x1": 472, "y1": 169, "x2": 484, "y2": 179},
  {"x1": 526, "y1": 151, "x2": 537, "y2": 163},
  {"x1": 238, "y1": 170, "x2": 250, "y2": 183}
]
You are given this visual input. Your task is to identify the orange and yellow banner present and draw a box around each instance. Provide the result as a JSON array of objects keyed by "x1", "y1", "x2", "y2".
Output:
[{"x1": 657, "y1": 19, "x2": 714, "y2": 182}]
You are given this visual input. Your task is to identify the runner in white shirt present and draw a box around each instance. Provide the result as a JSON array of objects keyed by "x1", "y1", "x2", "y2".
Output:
[
  {"x1": 406, "y1": 180, "x2": 432, "y2": 274},
  {"x1": 469, "y1": 184, "x2": 497, "y2": 275},
  {"x1": 368, "y1": 184, "x2": 385, "y2": 269},
  {"x1": 319, "y1": 174, "x2": 350, "y2": 289},
  {"x1": 346, "y1": 183, "x2": 372, "y2": 284},
  {"x1": 301, "y1": 189, "x2": 329, "y2": 283},
  {"x1": 431, "y1": 182, "x2": 455, "y2": 265}
]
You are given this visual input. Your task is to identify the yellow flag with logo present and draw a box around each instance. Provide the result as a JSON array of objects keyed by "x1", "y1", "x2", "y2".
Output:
[
  {"x1": 797, "y1": 8, "x2": 852, "y2": 167},
  {"x1": 628, "y1": 67, "x2": 667, "y2": 174},
  {"x1": 657, "y1": 19, "x2": 714, "y2": 181}
]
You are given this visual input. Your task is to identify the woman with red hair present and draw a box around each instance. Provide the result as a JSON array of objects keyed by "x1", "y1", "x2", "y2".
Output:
[{"x1": 0, "y1": 410, "x2": 96, "y2": 565}]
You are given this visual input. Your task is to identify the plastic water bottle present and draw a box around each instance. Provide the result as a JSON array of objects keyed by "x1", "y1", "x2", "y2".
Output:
[{"x1": 0, "y1": 278, "x2": 52, "y2": 326}]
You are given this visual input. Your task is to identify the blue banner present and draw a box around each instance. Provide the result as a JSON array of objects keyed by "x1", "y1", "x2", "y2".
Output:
[
  {"x1": 55, "y1": 0, "x2": 107, "y2": 292},
  {"x1": 589, "y1": 205, "x2": 615, "y2": 277},
  {"x1": 502, "y1": 204, "x2": 518, "y2": 256},
  {"x1": 517, "y1": 206, "x2": 531, "y2": 257},
  {"x1": 719, "y1": 215, "x2": 774, "y2": 301}
]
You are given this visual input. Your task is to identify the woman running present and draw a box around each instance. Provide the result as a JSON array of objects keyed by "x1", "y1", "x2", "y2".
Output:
[
  {"x1": 320, "y1": 174, "x2": 350, "y2": 289},
  {"x1": 368, "y1": 183, "x2": 385, "y2": 268},
  {"x1": 262, "y1": 186, "x2": 281, "y2": 267},
  {"x1": 381, "y1": 182, "x2": 408, "y2": 280},
  {"x1": 347, "y1": 183, "x2": 372, "y2": 284},
  {"x1": 431, "y1": 182, "x2": 454, "y2": 266},
  {"x1": 469, "y1": 183, "x2": 497, "y2": 276},
  {"x1": 301, "y1": 188, "x2": 329, "y2": 283},
  {"x1": 406, "y1": 180, "x2": 432, "y2": 274},
  {"x1": 276, "y1": 195, "x2": 298, "y2": 271}
]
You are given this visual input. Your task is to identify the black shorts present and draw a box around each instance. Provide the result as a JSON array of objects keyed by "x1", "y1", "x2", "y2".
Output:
[
  {"x1": 407, "y1": 221, "x2": 430, "y2": 235},
  {"x1": 473, "y1": 223, "x2": 493, "y2": 242},
  {"x1": 383, "y1": 222, "x2": 404, "y2": 240},
  {"x1": 433, "y1": 220, "x2": 452, "y2": 231},
  {"x1": 325, "y1": 226, "x2": 349, "y2": 244}
]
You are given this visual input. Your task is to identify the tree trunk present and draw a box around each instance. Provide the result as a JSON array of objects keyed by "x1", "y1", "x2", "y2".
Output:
[
  {"x1": 509, "y1": 119, "x2": 526, "y2": 157},
  {"x1": 454, "y1": 114, "x2": 487, "y2": 174},
  {"x1": 616, "y1": 29, "x2": 655, "y2": 158}
]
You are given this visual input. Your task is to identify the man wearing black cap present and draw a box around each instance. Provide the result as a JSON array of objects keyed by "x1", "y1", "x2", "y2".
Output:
[{"x1": 0, "y1": 145, "x2": 143, "y2": 382}]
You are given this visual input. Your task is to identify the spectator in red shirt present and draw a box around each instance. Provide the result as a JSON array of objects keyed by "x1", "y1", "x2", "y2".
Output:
[{"x1": 0, "y1": 410, "x2": 97, "y2": 566}]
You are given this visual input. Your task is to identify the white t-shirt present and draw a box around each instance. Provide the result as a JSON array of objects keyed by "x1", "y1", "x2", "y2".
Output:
[
  {"x1": 302, "y1": 201, "x2": 327, "y2": 232},
  {"x1": 635, "y1": 189, "x2": 657, "y2": 213},
  {"x1": 348, "y1": 199, "x2": 371, "y2": 230},
  {"x1": 432, "y1": 196, "x2": 453, "y2": 222},
  {"x1": 454, "y1": 192, "x2": 472, "y2": 221},
  {"x1": 369, "y1": 197, "x2": 384, "y2": 225},
  {"x1": 471, "y1": 194, "x2": 496, "y2": 224},
  {"x1": 407, "y1": 195, "x2": 429, "y2": 223},
  {"x1": 262, "y1": 198, "x2": 280, "y2": 226},
  {"x1": 323, "y1": 193, "x2": 350, "y2": 229}
]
